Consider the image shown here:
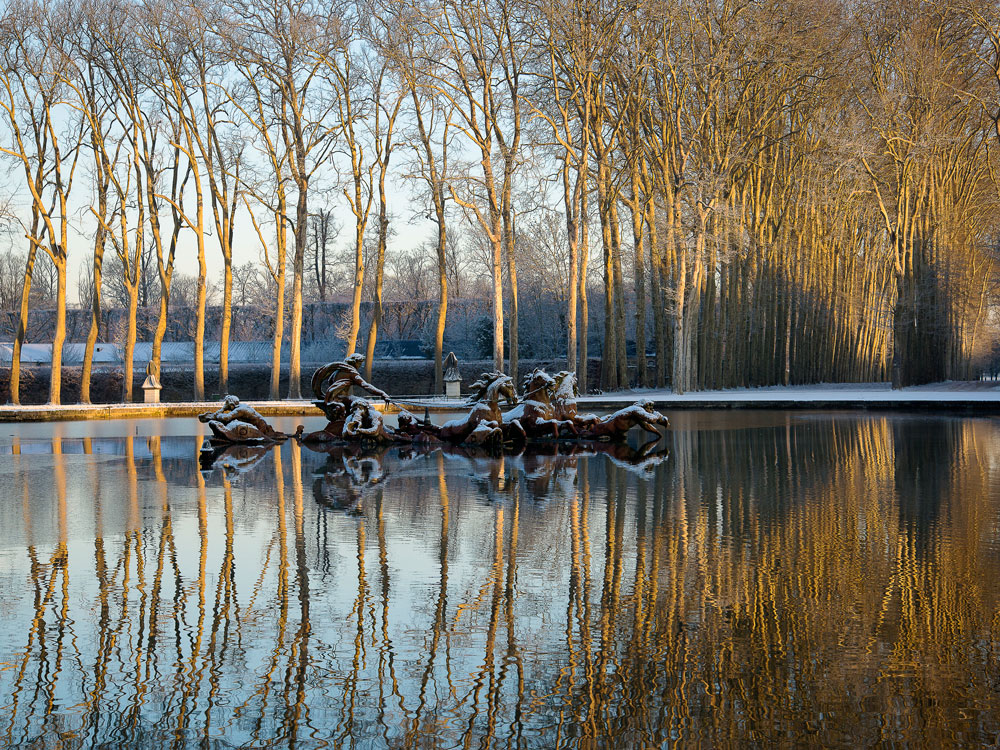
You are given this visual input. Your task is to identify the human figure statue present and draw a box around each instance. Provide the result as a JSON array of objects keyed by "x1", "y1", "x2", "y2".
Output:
[
  {"x1": 305, "y1": 354, "x2": 403, "y2": 443},
  {"x1": 311, "y1": 353, "x2": 392, "y2": 404}
]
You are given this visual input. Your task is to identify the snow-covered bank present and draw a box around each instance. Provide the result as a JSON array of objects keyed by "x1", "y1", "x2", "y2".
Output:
[{"x1": 578, "y1": 381, "x2": 1000, "y2": 406}]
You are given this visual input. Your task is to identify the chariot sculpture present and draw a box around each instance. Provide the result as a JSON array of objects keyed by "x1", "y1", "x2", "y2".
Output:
[{"x1": 200, "y1": 355, "x2": 668, "y2": 458}]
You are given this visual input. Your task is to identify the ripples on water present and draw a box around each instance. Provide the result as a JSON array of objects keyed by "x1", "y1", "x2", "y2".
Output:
[{"x1": 0, "y1": 412, "x2": 998, "y2": 748}]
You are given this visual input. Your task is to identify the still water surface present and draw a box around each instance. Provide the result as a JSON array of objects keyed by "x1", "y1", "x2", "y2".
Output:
[{"x1": 0, "y1": 412, "x2": 999, "y2": 748}]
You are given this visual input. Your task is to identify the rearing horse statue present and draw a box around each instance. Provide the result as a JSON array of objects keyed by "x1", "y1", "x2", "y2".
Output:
[
  {"x1": 438, "y1": 371, "x2": 523, "y2": 448},
  {"x1": 503, "y1": 369, "x2": 579, "y2": 440}
]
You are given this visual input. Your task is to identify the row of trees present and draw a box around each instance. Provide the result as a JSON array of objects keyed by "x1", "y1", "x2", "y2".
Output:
[{"x1": 1, "y1": 0, "x2": 999, "y2": 404}]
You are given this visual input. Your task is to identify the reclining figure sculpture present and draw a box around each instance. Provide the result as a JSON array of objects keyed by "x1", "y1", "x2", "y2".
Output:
[{"x1": 199, "y1": 395, "x2": 294, "y2": 444}]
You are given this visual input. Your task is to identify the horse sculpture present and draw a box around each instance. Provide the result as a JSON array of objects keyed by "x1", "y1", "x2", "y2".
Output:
[
  {"x1": 503, "y1": 369, "x2": 580, "y2": 440},
  {"x1": 438, "y1": 371, "x2": 523, "y2": 448},
  {"x1": 578, "y1": 398, "x2": 670, "y2": 441},
  {"x1": 534, "y1": 370, "x2": 670, "y2": 442}
]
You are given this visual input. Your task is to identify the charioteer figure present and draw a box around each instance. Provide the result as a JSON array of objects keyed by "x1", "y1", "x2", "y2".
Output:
[
  {"x1": 311, "y1": 353, "x2": 392, "y2": 405},
  {"x1": 304, "y1": 353, "x2": 408, "y2": 444}
]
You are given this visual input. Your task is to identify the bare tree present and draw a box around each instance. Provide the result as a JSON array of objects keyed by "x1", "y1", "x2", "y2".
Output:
[
  {"x1": 226, "y1": 0, "x2": 340, "y2": 399},
  {"x1": 392, "y1": 1, "x2": 455, "y2": 391},
  {"x1": 0, "y1": 0, "x2": 84, "y2": 404},
  {"x1": 411, "y1": 0, "x2": 528, "y2": 376},
  {"x1": 306, "y1": 207, "x2": 338, "y2": 302}
]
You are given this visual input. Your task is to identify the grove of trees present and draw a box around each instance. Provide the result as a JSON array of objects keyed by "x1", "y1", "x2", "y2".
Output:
[{"x1": 1, "y1": 0, "x2": 999, "y2": 404}]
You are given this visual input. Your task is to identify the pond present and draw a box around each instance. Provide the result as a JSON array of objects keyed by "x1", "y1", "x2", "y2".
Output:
[{"x1": 0, "y1": 411, "x2": 999, "y2": 748}]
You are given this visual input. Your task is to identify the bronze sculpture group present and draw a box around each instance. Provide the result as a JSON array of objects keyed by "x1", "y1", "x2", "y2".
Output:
[{"x1": 199, "y1": 356, "x2": 669, "y2": 454}]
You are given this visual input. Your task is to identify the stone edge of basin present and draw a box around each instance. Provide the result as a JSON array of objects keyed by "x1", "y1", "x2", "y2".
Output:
[
  {"x1": 1, "y1": 393, "x2": 999, "y2": 422},
  {"x1": 0, "y1": 399, "x2": 468, "y2": 423}
]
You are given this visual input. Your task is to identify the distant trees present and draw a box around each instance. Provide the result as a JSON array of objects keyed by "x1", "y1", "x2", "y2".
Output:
[{"x1": 0, "y1": 0, "x2": 997, "y2": 404}]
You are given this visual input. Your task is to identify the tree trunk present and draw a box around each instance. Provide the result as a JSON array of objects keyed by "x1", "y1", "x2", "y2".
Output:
[
  {"x1": 220, "y1": 252, "x2": 232, "y2": 394},
  {"x1": 577, "y1": 174, "x2": 590, "y2": 393},
  {"x1": 346, "y1": 216, "x2": 364, "y2": 357},
  {"x1": 81, "y1": 166, "x2": 108, "y2": 404},
  {"x1": 504, "y1": 210, "x2": 519, "y2": 387},
  {"x1": 434, "y1": 206, "x2": 448, "y2": 394},
  {"x1": 646, "y1": 197, "x2": 665, "y2": 388},
  {"x1": 288, "y1": 182, "x2": 307, "y2": 400},
  {"x1": 49, "y1": 257, "x2": 67, "y2": 405},
  {"x1": 193, "y1": 178, "x2": 207, "y2": 401},
  {"x1": 195, "y1": 249, "x2": 207, "y2": 401},
  {"x1": 492, "y1": 230, "x2": 504, "y2": 373},
  {"x1": 563, "y1": 160, "x2": 579, "y2": 374},
  {"x1": 598, "y1": 162, "x2": 617, "y2": 391},
  {"x1": 671, "y1": 203, "x2": 687, "y2": 394},
  {"x1": 124, "y1": 282, "x2": 139, "y2": 402},
  {"x1": 152, "y1": 276, "x2": 170, "y2": 380},
  {"x1": 80, "y1": 248, "x2": 102, "y2": 405},
  {"x1": 364, "y1": 212, "x2": 387, "y2": 381},
  {"x1": 630, "y1": 171, "x2": 647, "y2": 388},
  {"x1": 270, "y1": 210, "x2": 287, "y2": 400},
  {"x1": 610, "y1": 198, "x2": 627, "y2": 388}
]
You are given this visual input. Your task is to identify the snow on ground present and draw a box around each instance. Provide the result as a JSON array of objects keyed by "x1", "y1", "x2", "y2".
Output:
[{"x1": 580, "y1": 381, "x2": 1000, "y2": 403}]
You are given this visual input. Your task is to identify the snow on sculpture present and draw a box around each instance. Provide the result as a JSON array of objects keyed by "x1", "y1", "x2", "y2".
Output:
[
  {"x1": 304, "y1": 353, "x2": 437, "y2": 444},
  {"x1": 198, "y1": 395, "x2": 294, "y2": 444},
  {"x1": 437, "y1": 371, "x2": 522, "y2": 449},
  {"x1": 542, "y1": 370, "x2": 670, "y2": 441},
  {"x1": 435, "y1": 367, "x2": 668, "y2": 448}
]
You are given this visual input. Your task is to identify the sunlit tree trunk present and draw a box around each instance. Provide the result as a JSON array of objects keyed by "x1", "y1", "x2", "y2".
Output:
[
  {"x1": 629, "y1": 163, "x2": 648, "y2": 387},
  {"x1": 288, "y1": 163, "x2": 307, "y2": 399},
  {"x1": 270, "y1": 210, "x2": 287, "y2": 400},
  {"x1": 50, "y1": 254, "x2": 66, "y2": 405},
  {"x1": 194, "y1": 178, "x2": 207, "y2": 401},
  {"x1": 578, "y1": 169, "x2": 590, "y2": 392},
  {"x1": 562, "y1": 158, "x2": 579, "y2": 374},
  {"x1": 148, "y1": 146, "x2": 185, "y2": 383}
]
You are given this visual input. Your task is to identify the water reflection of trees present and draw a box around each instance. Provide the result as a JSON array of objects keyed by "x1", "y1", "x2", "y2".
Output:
[{"x1": 1, "y1": 415, "x2": 999, "y2": 747}]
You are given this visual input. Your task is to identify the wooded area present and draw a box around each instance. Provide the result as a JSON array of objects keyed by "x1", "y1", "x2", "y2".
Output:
[{"x1": 1, "y1": 0, "x2": 998, "y2": 403}]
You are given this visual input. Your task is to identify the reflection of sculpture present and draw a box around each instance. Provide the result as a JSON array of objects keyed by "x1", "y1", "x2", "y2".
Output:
[
  {"x1": 408, "y1": 438, "x2": 671, "y2": 488},
  {"x1": 199, "y1": 440, "x2": 273, "y2": 474},
  {"x1": 199, "y1": 395, "x2": 292, "y2": 444},
  {"x1": 311, "y1": 444, "x2": 390, "y2": 514}
]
